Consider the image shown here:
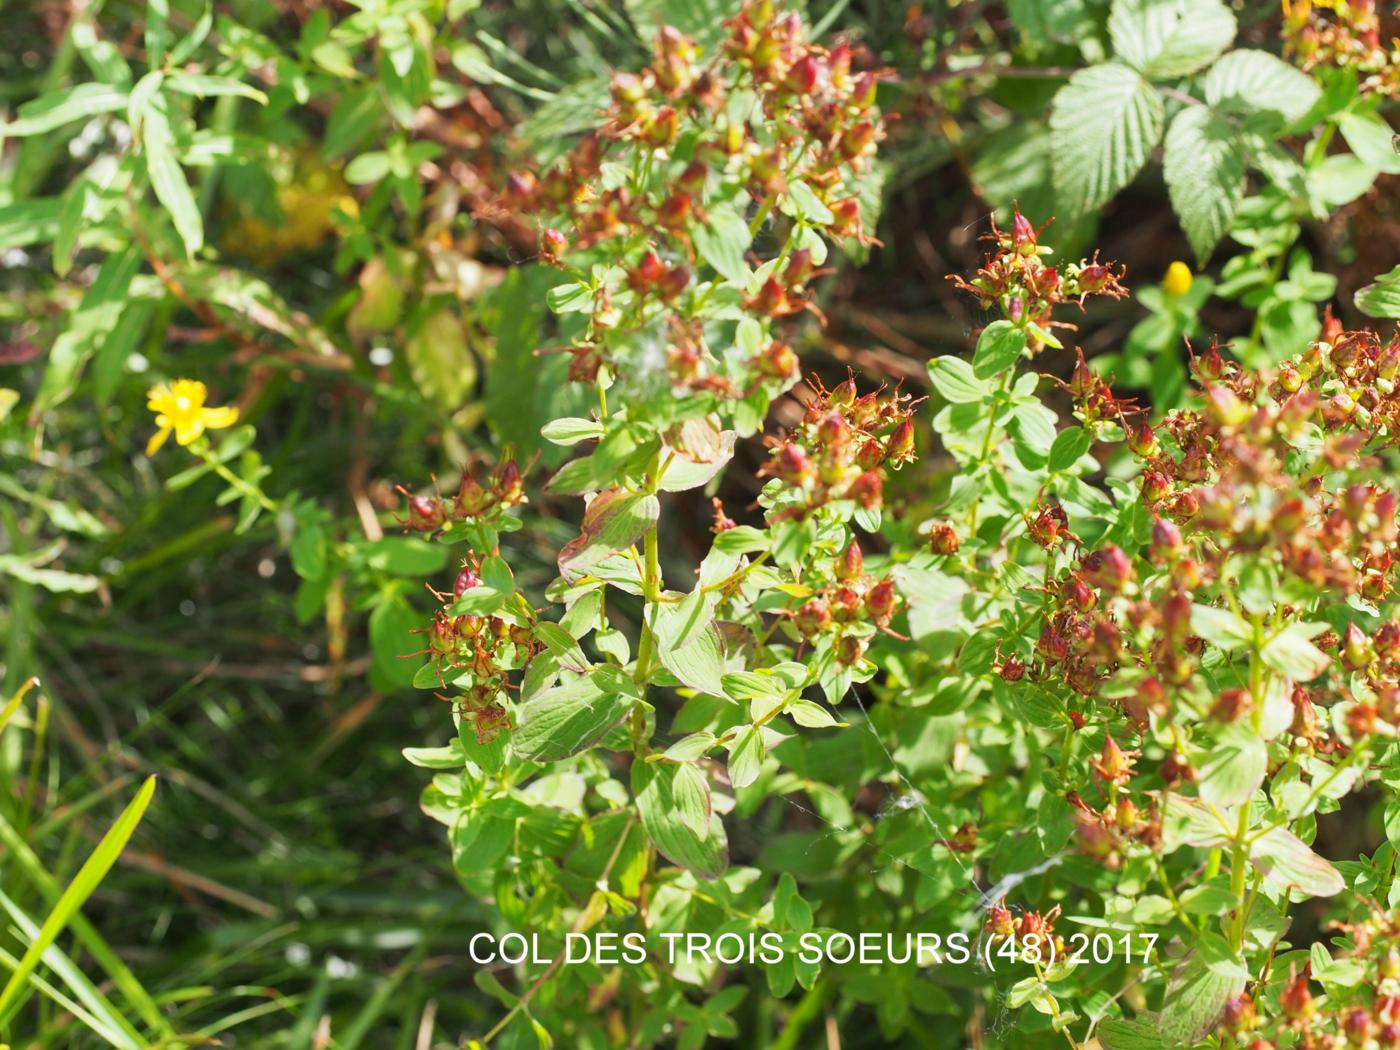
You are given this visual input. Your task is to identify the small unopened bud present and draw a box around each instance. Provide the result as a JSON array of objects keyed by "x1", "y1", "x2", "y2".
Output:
[
  {"x1": 454, "y1": 566, "x2": 481, "y2": 597},
  {"x1": 1344, "y1": 622, "x2": 1371, "y2": 670}
]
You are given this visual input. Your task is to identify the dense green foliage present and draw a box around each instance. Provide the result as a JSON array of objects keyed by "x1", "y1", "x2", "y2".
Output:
[{"x1": 10, "y1": 0, "x2": 1400, "y2": 1047}]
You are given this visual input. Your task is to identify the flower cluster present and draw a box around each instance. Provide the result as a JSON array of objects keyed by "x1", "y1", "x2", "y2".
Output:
[
  {"x1": 1283, "y1": 0, "x2": 1400, "y2": 96},
  {"x1": 760, "y1": 373, "x2": 918, "y2": 518},
  {"x1": 507, "y1": 0, "x2": 884, "y2": 396},
  {"x1": 411, "y1": 562, "x2": 536, "y2": 743},
  {"x1": 787, "y1": 539, "x2": 901, "y2": 666},
  {"x1": 395, "y1": 459, "x2": 527, "y2": 535},
  {"x1": 1220, "y1": 909, "x2": 1400, "y2": 1048},
  {"x1": 947, "y1": 210, "x2": 1128, "y2": 353}
]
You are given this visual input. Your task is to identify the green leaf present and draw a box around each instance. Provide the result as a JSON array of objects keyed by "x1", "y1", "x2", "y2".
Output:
[
  {"x1": 407, "y1": 306, "x2": 477, "y2": 412},
  {"x1": 727, "y1": 727, "x2": 765, "y2": 789},
  {"x1": 1051, "y1": 63, "x2": 1164, "y2": 214},
  {"x1": 368, "y1": 595, "x2": 424, "y2": 690},
  {"x1": 1189, "y1": 604, "x2": 1252, "y2": 650},
  {"x1": 672, "y1": 763, "x2": 712, "y2": 838},
  {"x1": 1158, "y1": 951, "x2": 1245, "y2": 1046},
  {"x1": 693, "y1": 205, "x2": 751, "y2": 284},
  {"x1": 1203, "y1": 50, "x2": 1321, "y2": 124},
  {"x1": 1260, "y1": 624, "x2": 1331, "y2": 681},
  {"x1": 1048, "y1": 426, "x2": 1092, "y2": 472},
  {"x1": 558, "y1": 489, "x2": 660, "y2": 582},
  {"x1": 1356, "y1": 264, "x2": 1400, "y2": 319},
  {"x1": 1198, "y1": 727, "x2": 1266, "y2": 808},
  {"x1": 623, "y1": 0, "x2": 744, "y2": 49},
  {"x1": 972, "y1": 321, "x2": 1026, "y2": 379},
  {"x1": 164, "y1": 72, "x2": 266, "y2": 104},
  {"x1": 928, "y1": 356, "x2": 990, "y2": 403},
  {"x1": 541, "y1": 417, "x2": 604, "y2": 446},
  {"x1": 0, "y1": 198, "x2": 62, "y2": 249},
  {"x1": 1097, "y1": 1019, "x2": 1167, "y2": 1050},
  {"x1": 141, "y1": 92, "x2": 202, "y2": 257},
  {"x1": 146, "y1": 0, "x2": 169, "y2": 67},
  {"x1": 1, "y1": 83, "x2": 129, "y2": 137},
  {"x1": 632, "y1": 760, "x2": 728, "y2": 877},
  {"x1": 1250, "y1": 825, "x2": 1344, "y2": 898},
  {"x1": 659, "y1": 623, "x2": 726, "y2": 697},
  {"x1": 1108, "y1": 0, "x2": 1235, "y2": 79},
  {"x1": 0, "y1": 776, "x2": 156, "y2": 1028},
  {"x1": 514, "y1": 679, "x2": 633, "y2": 762},
  {"x1": 1339, "y1": 110, "x2": 1400, "y2": 175},
  {"x1": 1163, "y1": 107, "x2": 1245, "y2": 262}
]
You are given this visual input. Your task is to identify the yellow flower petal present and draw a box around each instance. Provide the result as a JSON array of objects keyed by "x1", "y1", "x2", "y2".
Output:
[
  {"x1": 146, "y1": 425, "x2": 172, "y2": 456},
  {"x1": 201, "y1": 405, "x2": 239, "y2": 430},
  {"x1": 174, "y1": 418, "x2": 206, "y2": 446}
]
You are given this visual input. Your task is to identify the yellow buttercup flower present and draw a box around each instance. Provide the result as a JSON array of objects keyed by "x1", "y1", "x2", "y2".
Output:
[
  {"x1": 145, "y1": 379, "x2": 239, "y2": 456},
  {"x1": 1163, "y1": 260, "x2": 1193, "y2": 297}
]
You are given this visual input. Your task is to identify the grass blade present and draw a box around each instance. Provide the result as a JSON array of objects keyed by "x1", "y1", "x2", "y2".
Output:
[{"x1": 0, "y1": 775, "x2": 157, "y2": 1027}]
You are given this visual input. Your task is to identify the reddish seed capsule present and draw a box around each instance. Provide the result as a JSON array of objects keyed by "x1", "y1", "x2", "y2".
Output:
[
  {"x1": 410, "y1": 496, "x2": 437, "y2": 520},
  {"x1": 794, "y1": 597, "x2": 831, "y2": 635},
  {"x1": 1151, "y1": 517, "x2": 1182, "y2": 556},
  {"x1": 837, "y1": 541, "x2": 863, "y2": 581},
  {"x1": 928, "y1": 522, "x2": 960, "y2": 556},
  {"x1": 786, "y1": 54, "x2": 820, "y2": 95},
  {"x1": 540, "y1": 228, "x2": 567, "y2": 265},
  {"x1": 866, "y1": 578, "x2": 897, "y2": 626},
  {"x1": 885, "y1": 419, "x2": 916, "y2": 463},
  {"x1": 1280, "y1": 968, "x2": 1315, "y2": 1021},
  {"x1": 1210, "y1": 688, "x2": 1251, "y2": 724},
  {"x1": 846, "y1": 470, "x2": 883, "y2": 510}
]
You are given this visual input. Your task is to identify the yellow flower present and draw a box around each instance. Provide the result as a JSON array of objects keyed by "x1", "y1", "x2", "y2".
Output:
[
  {"x1": 1163, "y1": 260, "x2": 1193, "y2": 297},
  {"x1": 145, "y1": 379, "x2": 239, "y2": 456}
]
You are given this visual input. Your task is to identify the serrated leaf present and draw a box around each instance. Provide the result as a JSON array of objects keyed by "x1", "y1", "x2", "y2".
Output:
[
  {"x1": 1051, "y1": 63, "x2": 1164, "y2": 214},
  {"x1": 1109, "y1": 0, "x2": 1235, "y2": 79},
  {"x1": 1164, "y1": 106, "x2": 1245, "y2": 261},
  {"x1": 972, "y1": 320, "x2": 1026, "y2": 379},
  {"x1": 1203, "y1": 50, "x2": 1321, "y2": 124}
]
